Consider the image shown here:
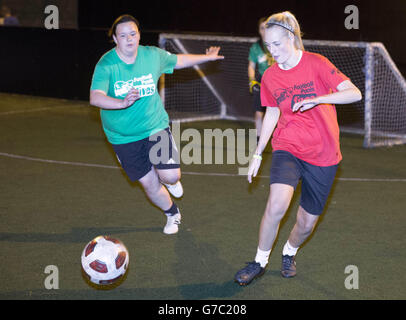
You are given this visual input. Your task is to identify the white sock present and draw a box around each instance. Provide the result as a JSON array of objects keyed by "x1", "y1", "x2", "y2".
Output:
[
  {"x1": 282, "y1": 240, "x2": 299, "y2": 256},
  {"x1": 255, "y1": 247, "x2": 271, "y2": 268}
]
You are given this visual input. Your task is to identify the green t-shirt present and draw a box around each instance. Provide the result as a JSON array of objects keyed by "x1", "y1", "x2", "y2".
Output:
[
  {"x1": 248, "y1": 41, "x2": 272, "y2": 76},
  {"x1": 90, "y1": 45, "x2": 178, "y2": 144}
]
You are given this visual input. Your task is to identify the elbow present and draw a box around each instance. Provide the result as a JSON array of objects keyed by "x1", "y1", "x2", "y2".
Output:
[
  {"x1": 355, "y1": 88, "x2": 362, "y2": 102},
  {"x1": 89, "y1": 91, "x2": 100, "y2": 107},
  {"x1": 174, "y1": 55, "x2": 183, "y2": 69},
  {"x1": 89, "y1": 93, "x2": 95, "y2": 106}
]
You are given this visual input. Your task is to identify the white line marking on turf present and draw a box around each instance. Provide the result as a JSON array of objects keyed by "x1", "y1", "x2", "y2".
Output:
[
  {"x1": 179, "y1": 171, "x2": 406, "y2": 182},
  {"x1": 0, "y1": 152, "x2": 405, "y2": 182},
  {"x1": 0, "y1": 105, "x2": 84, "y2": 116},
  {"x1": 0, "y1": 107, "x2": 57, "y2": 116},
  {"x1": 0, "y1": 152, "x2": 119, "y2": 169}
]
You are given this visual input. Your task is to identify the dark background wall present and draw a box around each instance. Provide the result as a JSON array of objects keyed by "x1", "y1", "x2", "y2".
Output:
[
  {"x1": 0, "y1": 0, "x2": 78, "y2": 28},
  {"x1": 1, "y1": 0, "x2": 405, "y2": 100},
  {"x1": 78, "y1": 0, "x2": 406, "y2": 73}
]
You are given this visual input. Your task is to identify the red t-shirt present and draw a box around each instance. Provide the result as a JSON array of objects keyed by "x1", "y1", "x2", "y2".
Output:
[{"x1": 261, "y1": 51, "x2": 350, "y2": 166}]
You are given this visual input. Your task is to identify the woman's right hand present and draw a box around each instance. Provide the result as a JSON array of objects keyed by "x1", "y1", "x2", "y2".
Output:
[
  {"x1": 247, "y1": 155, "x2": 262, "y2": 183},
  {"x1": 121, "y1": 88, "x2": 140, "y2": 108}
]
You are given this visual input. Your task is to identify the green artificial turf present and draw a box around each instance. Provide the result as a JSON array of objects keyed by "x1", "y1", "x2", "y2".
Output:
[{"x1": 0, "y1": 93, "x2": 405, "y2": 300}]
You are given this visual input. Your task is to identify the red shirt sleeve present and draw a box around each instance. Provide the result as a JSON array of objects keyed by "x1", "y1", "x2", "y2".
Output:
[
  {"x1": 315, "y1": 54, "x2": 350, "y2": 91},
  {"x1": 260, "y1": 69, "x2": 278, "y2": 107}
]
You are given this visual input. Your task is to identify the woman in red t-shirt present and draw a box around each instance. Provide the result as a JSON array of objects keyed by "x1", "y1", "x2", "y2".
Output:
[{"x1": 235, "y1": 11, "x2": 362, "y2": 285}]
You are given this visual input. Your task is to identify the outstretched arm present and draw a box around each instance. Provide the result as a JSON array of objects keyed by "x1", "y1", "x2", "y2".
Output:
[
  {"x1": 175, "y1": 46, "x2": 224, "y2": 69},
  {"x1": 292, "y1": 80, "x2": 362, "y2": 113}
]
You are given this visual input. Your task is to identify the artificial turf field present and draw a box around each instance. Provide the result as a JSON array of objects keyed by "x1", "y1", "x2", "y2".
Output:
[{"x1": 0, "y1": 93, "x2": 405, "y2": 300}]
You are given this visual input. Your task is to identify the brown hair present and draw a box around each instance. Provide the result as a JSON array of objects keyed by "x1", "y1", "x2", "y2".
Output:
[{"x1": 108, "y1": 14, "x2": 140, "y2": 40}]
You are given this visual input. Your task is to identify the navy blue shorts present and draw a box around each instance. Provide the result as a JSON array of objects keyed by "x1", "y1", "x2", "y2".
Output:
[
  {"x1": 270, "y1": 150, "x2": 338, "y2": 215},
  {"x1": 112, "y1": 128, "x2": 180, "y2": 182}
]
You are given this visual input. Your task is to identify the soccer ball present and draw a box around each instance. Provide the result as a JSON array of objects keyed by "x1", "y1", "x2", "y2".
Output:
[{"x1": 81, "y1": 236, "x2": 129, "y2": 285}]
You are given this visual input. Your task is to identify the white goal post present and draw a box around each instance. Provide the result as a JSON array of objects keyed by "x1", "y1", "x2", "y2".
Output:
[{"x1": 159, "y1": 33, "x2": 406, "y2": 148}]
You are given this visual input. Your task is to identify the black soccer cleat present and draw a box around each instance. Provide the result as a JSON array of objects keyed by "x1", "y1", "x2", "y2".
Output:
[
  {"x1": 281, "y1": 255, "x2": 297, "y2": 278},
  {"x1": 234, "y1": 261, "x2": 265, "y2": 286}
]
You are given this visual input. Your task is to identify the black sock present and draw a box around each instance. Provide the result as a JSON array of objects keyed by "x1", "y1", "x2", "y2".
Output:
[{"x1": 164, "y1": 202, "x2": 179, "y2": 216}]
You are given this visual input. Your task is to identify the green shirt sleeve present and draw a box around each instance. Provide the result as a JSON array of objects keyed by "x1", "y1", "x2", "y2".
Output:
[
  {"x1": 90, "y1": 63, "x2": 110, "y2": 93},
  {"x1": 157, "y1": 47, "x2": 178, "y2": 75},
  {"x1": 248, "y1": 43, "x2": 258, "y2": 64}
]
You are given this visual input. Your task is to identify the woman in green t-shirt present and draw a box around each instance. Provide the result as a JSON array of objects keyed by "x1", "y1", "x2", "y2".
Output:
[{"x1": 90, "y1": 15, "x2": 224, "y2": 235}]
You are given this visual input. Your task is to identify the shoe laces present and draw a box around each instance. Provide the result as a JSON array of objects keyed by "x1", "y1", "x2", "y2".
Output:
[
  {"x1": 167, "y1": 214, "x2": 181, "y2": 225},
  {"x1": 244, "y1": 261, "x2": 261, "y2": 272},
  {"x1": 282, "y1": 255, "x2": 295, "y2": 269}
]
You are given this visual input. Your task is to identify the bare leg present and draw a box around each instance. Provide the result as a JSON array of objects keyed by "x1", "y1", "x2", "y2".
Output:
[
  {"x1": 258, "y1": 183, "x2": 295, "y2": 251},
  {"x1": 138, "y1": 167, "x2": 173, "y2": 211},
  {"x1": 156, "y1": 167, "x2": 181, "y2": 185},
  {"x1": 287, "y1": 205, "x2": 319, "y2": 248},
  {"x1": 234, "y1": 183, "x2": 295, "y2": 285}
]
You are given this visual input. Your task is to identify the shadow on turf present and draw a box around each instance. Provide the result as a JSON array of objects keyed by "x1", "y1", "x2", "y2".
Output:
[
  {"x1": 0, "y1": 280, "x2": 245, "y2": 300},
  {"x1": 81, "y1": 266, "x2": 130, "y2": 291},
  {"x1": 0, "y1": 226, "x2": 162, "y2": 243},
  {"x1": 171, "y1": 226, "x2": 246, "y2": 299}
]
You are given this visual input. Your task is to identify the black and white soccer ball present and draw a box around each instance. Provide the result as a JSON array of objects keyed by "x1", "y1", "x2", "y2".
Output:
[{"x1": 81, "y1": 236, "x2": 129, "y2": 285}]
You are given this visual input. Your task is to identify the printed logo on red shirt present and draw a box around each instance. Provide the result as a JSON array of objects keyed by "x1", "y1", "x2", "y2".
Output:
[
  {"x1": 274, "y1": 81, "x2": 317, "y2": 110},
  {"x1": 291, "y1": 93, "x2": 317, "y2": 109},
  {"x1": 274, "y1": 87, "x2": 293, "y2": 105}
]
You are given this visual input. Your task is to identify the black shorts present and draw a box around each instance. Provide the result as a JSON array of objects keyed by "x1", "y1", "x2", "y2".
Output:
[
  {"x1": 270, "y1": 150, "x2": 338, "y2": 215},
  {"x1": 112, "y1": 128, "x2": 180, "y2": 182}
]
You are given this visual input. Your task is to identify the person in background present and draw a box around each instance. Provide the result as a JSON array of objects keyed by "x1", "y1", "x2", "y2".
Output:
[
  {"x1": 248, "y1": 17, "x2": 275, "y2": 144},
  {"x1": 0, "y1": 5, "x2": 20, "y2": 26}
]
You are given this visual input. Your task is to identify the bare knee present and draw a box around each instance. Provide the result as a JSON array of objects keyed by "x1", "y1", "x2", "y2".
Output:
[
  {"x1": 158, "y1": 169, "x2": 181, "y2": 185},
  {"x1": 296, "y1": 207, "x2": 319, "y2": 234},
  {"x1": 263, "y1": 184, "x2": 294, "y2": 222},
  {"x1": 162, "y1": 174, "x2": 180, "y2": 185},
  {"x1": 296, "y1": 221, "x2": 314, "y2": 237},
  {"x1": 264, "y1": 199, "x2": 289, "y2": 222}
]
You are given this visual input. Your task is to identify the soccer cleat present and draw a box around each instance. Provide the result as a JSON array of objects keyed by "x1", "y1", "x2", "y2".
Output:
[
  {"x1": 281, "y1": 255, "x2": 296, "y2": 278},
  {"x1": 163, "y1": 181, "x2": 184, "y2": 198},
  {"x1": 234, "y1": 261, "x2": 265, "y2": 286},
  {"x1": 163, "y1": 212, "x2": 181, "y2": 235}
]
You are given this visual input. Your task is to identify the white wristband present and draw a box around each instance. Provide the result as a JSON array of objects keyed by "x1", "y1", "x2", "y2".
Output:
[{"x1": 253, "y1": 154, "x2": 262, "y2": 161}]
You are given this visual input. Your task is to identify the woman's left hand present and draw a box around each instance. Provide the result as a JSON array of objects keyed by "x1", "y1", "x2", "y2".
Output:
[{"x1": 205, "y1": 46, "x2": 224, "y2": 61}]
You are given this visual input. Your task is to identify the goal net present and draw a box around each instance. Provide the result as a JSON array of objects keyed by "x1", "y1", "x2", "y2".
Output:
[{"x1": 159, "y1": 33, "x2": 406, "y2": 148}]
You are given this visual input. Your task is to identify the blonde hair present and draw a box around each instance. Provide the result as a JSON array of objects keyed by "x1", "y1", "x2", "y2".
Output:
[{"x1": 265, "y1": 11, "x2": 304, "y2": 50}]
